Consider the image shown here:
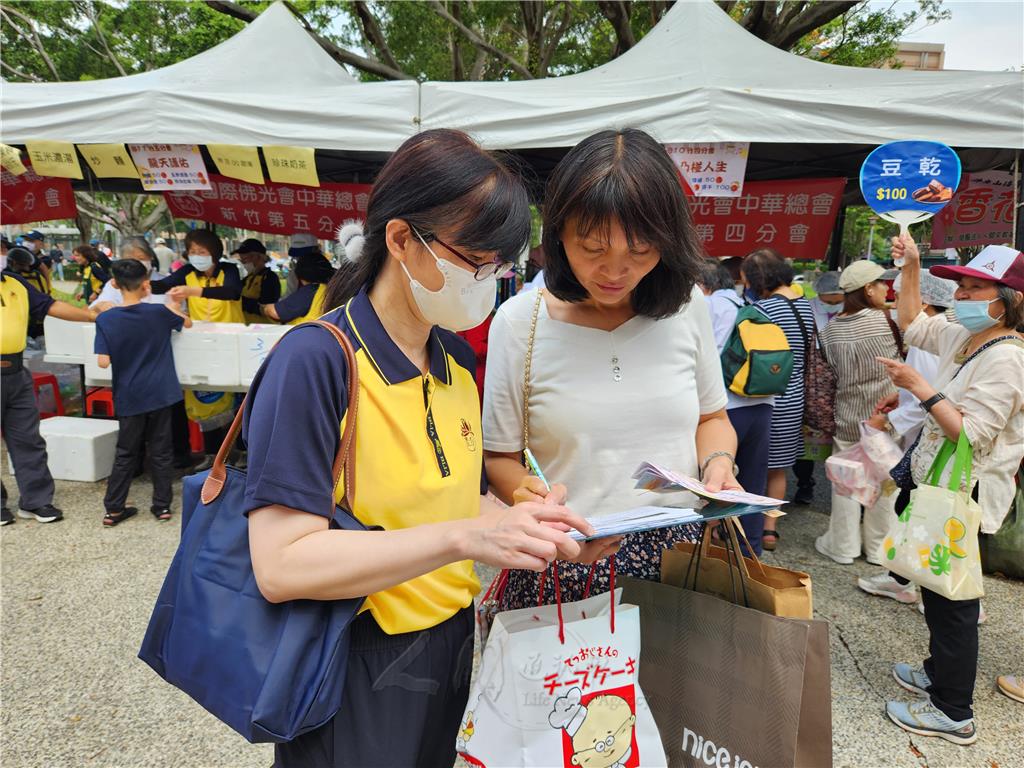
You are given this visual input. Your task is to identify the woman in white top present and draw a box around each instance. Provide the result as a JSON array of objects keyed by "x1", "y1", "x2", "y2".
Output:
[
  {"x1": 89, "y1": 237, "x2": 169, "y2": 309},
  {"x1": 483, "y1": 129, "x2": 739, "y2": 608},
  {"x1": 871, "y1": 238, "x2": 1024, "y2": 745}
]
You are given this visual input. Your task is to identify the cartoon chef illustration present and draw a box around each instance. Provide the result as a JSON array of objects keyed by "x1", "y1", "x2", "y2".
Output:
[{"x1": 549, "y1": 687, "x2": 637, "y2": 768}]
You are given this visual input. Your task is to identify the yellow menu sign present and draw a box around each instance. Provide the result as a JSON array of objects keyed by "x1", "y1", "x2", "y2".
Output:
[
  {"x1": 0, "y1": 144, "x2": 27, "y2": 175},
  {"x1": 79, "y1": 143, "x2": 139, "y2": 178},
  {"x1": 25, "y1": 141, "x2": 83, "y2": 179},
  {"x1": 263, "y1": 146, "x2": 318, "y2": 187},
  {"x1": 208, "y1": 144, "x2": 264, "y2": 184}
]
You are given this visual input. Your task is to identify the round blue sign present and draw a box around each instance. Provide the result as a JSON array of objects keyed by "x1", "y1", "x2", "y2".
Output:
[{"x1": 859, "y1": 140, "x2": 961, "y2": 216}]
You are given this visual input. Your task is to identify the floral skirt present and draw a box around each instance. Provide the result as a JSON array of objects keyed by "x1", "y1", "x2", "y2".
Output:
[{"x1": 496, "y1": 524, "x2": 701, "y2": 610}]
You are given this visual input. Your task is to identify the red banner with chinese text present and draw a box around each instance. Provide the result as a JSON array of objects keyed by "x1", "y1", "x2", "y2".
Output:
[
  {"x1": 0, "y1": 162, "x2": 78, "y2": 225},
  {"x1": 163, "y1": 174, "x2": 371, "y2": 237},
  {"x1": 930, "y1": 171, "x2": 1014, "y2": 249},
  {"x1": 689, "y1": 177, "x2": 846, "y2": 260}
]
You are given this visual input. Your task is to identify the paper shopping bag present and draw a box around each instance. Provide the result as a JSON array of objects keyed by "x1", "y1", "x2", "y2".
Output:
[
  {"x1": 458, "y1": 585, "x2": 666, "y2": 768},
  {"x1": 661, "y1": 519, "x2": 813, "y2": 619},
  {"x1": 880, "y1": 433, "x2": 984, "y2": 600},
  {"x1": 619, "y1": 577, "x2": 832, "y2": 768}
]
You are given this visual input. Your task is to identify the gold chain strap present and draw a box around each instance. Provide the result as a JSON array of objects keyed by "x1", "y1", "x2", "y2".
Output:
[{"x1": 522, "y1": 288, "x2": 544, "y2": 462}]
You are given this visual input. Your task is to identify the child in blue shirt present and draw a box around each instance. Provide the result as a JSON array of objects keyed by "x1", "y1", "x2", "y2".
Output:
[{"x1": 95, "y1": 260, "x2": 191, "y2": 526}]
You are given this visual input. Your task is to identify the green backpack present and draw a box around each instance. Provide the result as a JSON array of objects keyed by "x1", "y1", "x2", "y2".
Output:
[{"x1": 720, "y1": 305, "x2": 794, "y2": 397}]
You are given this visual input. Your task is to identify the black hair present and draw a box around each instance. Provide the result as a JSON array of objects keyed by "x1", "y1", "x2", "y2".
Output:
[
  {"x1": 696, "y1": 259, "x2": 736, "y2": 293},
  {"x1": 740, "y1": 248, "x2": 794, "y2": 298},
  {"x1": 324, "y1": 129, "x2": 531, "y2": 309},
  {"x1": 111, "y1": 258, "x2": 149, "y2": 292},
  {"x1": 720, "y1": 256, "x2": 744, "y2": 282},
  {"x1": 296, "y1": 255, "x2": 336, "y2": 285},
  {"x1": 541, "y1": 128, "x2": 702, "y2": 319},
  {"x1": 184, "y1": 229, "x2": 225, "y2": 260},
  {"x1": 7, "y1": 246, "x2": 35, "y2": 271},
  {"x1": 997, "y1": 285, "x2": 1024, "y2": 330}
]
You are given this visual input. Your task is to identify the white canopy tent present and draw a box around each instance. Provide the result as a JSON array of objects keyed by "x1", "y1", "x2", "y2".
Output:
[
  {"x1": 0, "y1": 2, "x2": 418, "y2": 152},
  {"x1": 420, "y1": 0, "x2": 1024, "y2": 150}
]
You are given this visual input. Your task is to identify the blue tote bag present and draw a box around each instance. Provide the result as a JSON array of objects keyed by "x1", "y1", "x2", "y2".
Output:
[{"x1": 139, "y1": 321, "x2": 366, "y2": 743}]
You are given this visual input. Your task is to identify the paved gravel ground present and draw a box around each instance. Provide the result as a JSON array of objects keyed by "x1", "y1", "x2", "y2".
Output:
[{"x1": 2, "y1": 454, "x2": 1021, "y2": 767}]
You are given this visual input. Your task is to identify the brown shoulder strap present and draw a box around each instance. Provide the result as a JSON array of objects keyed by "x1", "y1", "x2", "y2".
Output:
[{"x1": 201, "y1": 319, "x2": 361, "y2": 516}]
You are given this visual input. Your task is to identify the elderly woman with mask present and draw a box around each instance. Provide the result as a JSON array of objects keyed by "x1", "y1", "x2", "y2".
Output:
[
  {"x1": 873, "y1": 239, "x2": 1024, "y2": 746},
  {"x1": 90, "y1": 237, "x2": 169, "y2": 308}
]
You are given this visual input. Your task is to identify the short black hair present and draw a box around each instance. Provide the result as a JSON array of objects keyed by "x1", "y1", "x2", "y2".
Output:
[
  {"x1": 741, "y1": 248, "x2": 794, "y2": 298},
  {"x1": 6, "y1": 246, "x2": 35, "y2": 270},
  {"x1": 111, "y1": 258, "x2": 149, "y2": 292},
  {"x1": 697, "y1": 259, "x2": 735, "y2": 293},
  {"x1": 541, "y1": 128, "x2": 702, "y2": 319},
  {"x1": 295, "y1": 255, "x2": 336, "y2": 284},
  {"x1": 184, "y1": 229, "x2": 224, "y2": 260}
]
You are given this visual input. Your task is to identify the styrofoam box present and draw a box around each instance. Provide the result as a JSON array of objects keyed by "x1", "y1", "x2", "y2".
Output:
[
  {"x1": 38, "y1": 416, "x2": 119, "y2": 482},
  {"x1": 43, "y1": 316, "x2": 90, "y2": 362},
  {"x1": 80, "y1": 323, "x2": 113, "y2": 385},
  {"x1": 237, "y1": 324, "x2": 291, "y2": 386},
  {"x1": 171, "y1": 321, "x2": 245, "y2": 388}
]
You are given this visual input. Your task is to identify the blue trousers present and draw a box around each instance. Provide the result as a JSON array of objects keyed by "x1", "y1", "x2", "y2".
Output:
[{"x1": 727, "y1": 403, "x2": 773, "y2": 555}]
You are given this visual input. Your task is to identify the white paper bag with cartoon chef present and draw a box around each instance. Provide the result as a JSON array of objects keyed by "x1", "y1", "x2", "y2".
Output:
[{"x1": 458, "y1": 586, "x2": 666, "y2": 767}]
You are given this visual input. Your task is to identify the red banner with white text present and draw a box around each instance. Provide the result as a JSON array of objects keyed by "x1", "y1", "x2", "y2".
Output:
[
  {"x1": 688, "y1": 177, "x2": 846, "y2": 260},
  {"x1": 0, "y1": 162, "x2": 78, "y2": 225},
  {"x1": 930, "y1": 171, "x2": 1014, "y2": 249},
  {"x1": 164, "y1": 174, "x2": 372, "y2": 237}
]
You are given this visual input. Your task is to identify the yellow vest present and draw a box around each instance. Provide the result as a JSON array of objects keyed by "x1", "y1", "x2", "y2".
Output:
[
  {"x1": 185, "y1": 268, "x2": 244, "y2": 324},
  {"x1": 83, "y1": 264, "x2": 105, "y2": 296},
  {"x1": 288, "y1": 284, "x2": 328, "y2": 326},
  {"x1": 242, "y1": 269, "x2": 271, "y2": 325},
  {"x1": 23, "y1": 268, "x2": 50, "y2": 296},
  {"x1": 0, "y1": 277, "x2": 30, "y2": 354}
]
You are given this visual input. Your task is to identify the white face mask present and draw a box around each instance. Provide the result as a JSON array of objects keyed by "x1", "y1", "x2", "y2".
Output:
[
  {"x1": 235, "y1": 261, "x2": 250, "y2": 280},
  {"x1": 189, "y1": 254, "x2": 214, "y2": 272},
  {"x1": 401, "y1": 232, "x2": 497, "y2": 332},
  {"x1": 0, "y1": 254, "x2": 6, "y2": 271}
]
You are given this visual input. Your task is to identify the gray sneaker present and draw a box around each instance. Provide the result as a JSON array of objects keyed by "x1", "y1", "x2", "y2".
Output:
[
  {"x1": 893, "y1": 663, "x2": 931, "y2": 696},
  {"x1": 886, "y1": 698, "x2": 977, "y2": 745}
]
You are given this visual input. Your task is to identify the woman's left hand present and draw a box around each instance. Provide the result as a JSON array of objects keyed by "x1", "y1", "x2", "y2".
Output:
[
  {"x1": 876, "y1": 357, "x2": 926, "y2": 393},
  {"x1": 563, "y1": 535, "x2": 624, "y2": 565},
  {"x1": 702, "y1": 456, "x2": 743, "y2": 494}
]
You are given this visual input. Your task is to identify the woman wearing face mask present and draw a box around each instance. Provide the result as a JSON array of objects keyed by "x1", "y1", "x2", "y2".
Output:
[
  {"x1": 89, "y1": 237, "x2": 168, "y2": 308},
  {"x1": 872, "y1": 238, "x2": 1024, "y2": 746},
  {"x1": 815, "y1": 260, "x2": 902, "y2": 565},
  {"x1": 232, "y1": 239, "x2": 281, "y2": 324},
  {"x1": 483, "y1": 128, "x2": 738, "y2": 609},
  {"x1": 808, "y1": 271, "x2": 844, "y2": 331},
  {"x1": 241, "y1": 129, "x2": 591, "y2": 768},
  {"x1": 71, "y1": 245, "x2": 109, "y2": 303},
  {"x1": 151, "y1": 230, "x2": 243, "y2": 323}
]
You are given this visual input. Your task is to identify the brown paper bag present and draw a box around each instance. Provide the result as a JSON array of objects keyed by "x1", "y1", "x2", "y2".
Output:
[
  {"x1": 661, "y1": 517, "x2": 813, "y2": 619},
  {"x1": 620, "y1": 577, "x2": 832, "y2": 768}
]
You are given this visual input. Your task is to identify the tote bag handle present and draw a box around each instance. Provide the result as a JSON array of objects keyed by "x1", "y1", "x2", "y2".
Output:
[{"x1": 201, "y1": 319, "x2": 361, "y2": 514}]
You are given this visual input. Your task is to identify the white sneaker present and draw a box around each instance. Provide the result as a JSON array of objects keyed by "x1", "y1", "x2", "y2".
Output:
[
  {"x1": 815, "y1": 535, "x2": 854, "y2": 565},
  {"x1": 858, "y1": 572, "x2": 919, "y2": 604},
  {"x1": 917, "y1": 599, "x2": 987, "y2": 625}
]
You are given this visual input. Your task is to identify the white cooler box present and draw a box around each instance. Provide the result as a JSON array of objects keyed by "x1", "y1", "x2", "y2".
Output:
[
  {"x1": 43, "y1": 316, "x2": 90, "y2": 363},
  {"x1": 238, "y1": 324, "x2": 291, "y2": 386},
  {"x1": 172, "y1": 322, "x2": 245, "y2": 388},
  {"x1": 38, "y1": 416, "x2": 120, "y2": 482},
  {"x1": 80, "y1": 324, "x2": 113, "y2": 386}
]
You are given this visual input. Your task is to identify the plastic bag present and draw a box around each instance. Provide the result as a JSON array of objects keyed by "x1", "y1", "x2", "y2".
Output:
[{"x1": 826, "y1": 422, "x2": 901, "y2": 508}]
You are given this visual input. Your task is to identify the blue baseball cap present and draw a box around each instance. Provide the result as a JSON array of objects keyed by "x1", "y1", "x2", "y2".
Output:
[{"x1": 21, "y1": 230, "x2": 44, "y2": 241}]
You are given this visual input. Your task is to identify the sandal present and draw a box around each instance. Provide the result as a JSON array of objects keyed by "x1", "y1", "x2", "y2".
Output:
[
  {"x1": 762, "y1": 529, "x2": 780, "y2": 551},
  {"x1": 151, "y1": 508, "x2": 173, "y2": 522},
  {"x1": 103, "y1": 507, "x2": 138, "y2": 527}
]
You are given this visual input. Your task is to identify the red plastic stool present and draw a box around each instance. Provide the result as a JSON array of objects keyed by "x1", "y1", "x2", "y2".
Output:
[
  {"x1": 188, "y1": 420, "x2": 204, "y2": 453},
  {"x1": 86, "y1": 387, "x2": 115, "y2": 418},
  {"x1": 31, "y1": 372, "x2": 65, "y2": 419}
]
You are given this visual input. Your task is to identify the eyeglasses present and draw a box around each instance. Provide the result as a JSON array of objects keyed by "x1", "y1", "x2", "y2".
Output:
[{"x1": 422, "y1": 232, "x2": 508, "y2": 281}]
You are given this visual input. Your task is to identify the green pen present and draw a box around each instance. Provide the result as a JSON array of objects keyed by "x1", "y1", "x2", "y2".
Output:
[{"x1": 523, "y1": 448, "x2": 551, "y2": 492}]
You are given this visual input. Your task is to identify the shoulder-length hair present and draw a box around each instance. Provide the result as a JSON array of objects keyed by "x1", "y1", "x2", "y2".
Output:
[
  {"x1": 541, "y1": 128, "x2": 702, "y2": 319},
  {"x1": 741, "y1": 248, "x2": 794, "y2": 297}
]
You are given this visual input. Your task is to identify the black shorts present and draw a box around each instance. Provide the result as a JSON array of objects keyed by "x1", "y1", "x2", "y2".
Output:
[{"x1": 275, "y1": 606, "x2": 474, "y2": 768}]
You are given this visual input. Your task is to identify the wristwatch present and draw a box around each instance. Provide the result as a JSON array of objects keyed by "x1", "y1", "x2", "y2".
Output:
[{"x1": 921, "y1": 392, "x2": 947, "y2": 412}]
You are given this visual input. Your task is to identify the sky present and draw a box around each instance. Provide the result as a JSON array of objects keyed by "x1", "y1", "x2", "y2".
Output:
[{"x1": 868, "y1": 0, "x2": 1023, "y2": 71}]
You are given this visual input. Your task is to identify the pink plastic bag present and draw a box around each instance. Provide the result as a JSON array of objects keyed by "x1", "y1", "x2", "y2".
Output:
[{"x1": 826, "y1": 423, "x2": 902, "y2": 507}]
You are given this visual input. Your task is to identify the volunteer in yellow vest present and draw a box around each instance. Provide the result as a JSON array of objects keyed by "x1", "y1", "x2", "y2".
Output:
[
  {"x1": 152, "y1": 229, "x2": 243, "y2": 471},
  {"x1": 152, "y1": 229, "x2": 244, "y2": 323},
  {"x1": 3, "y1": 247, "x2": 50, "y2": 340},
  {"x1": 71, "y1": 245, "x2": 110, "y2": 303},
  {"x1": 233, "y1": 238, "x2": 281, "y2": 324},
  {"x1": 1, "y1": 269, "x2": 110, "y2": 526},
  {"x1": 241, "y1": 130, "x2": 593, "y2": 768},
  {"x1": 260, "y1": 253, "x2": 334, "y2": 325}
]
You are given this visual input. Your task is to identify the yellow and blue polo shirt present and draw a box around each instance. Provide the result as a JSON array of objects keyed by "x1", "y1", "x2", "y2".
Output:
[
  {"x1": 1, "y1": 272, "x2": 55, "y2": 354},
  {"x1": 241, "y1": 288, "x2": 484, "y2": 635}
]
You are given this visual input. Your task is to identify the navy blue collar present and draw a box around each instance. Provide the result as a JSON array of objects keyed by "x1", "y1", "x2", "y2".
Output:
[{"x1": 344, "y1": 288, "x2": 452, "y2": 386}]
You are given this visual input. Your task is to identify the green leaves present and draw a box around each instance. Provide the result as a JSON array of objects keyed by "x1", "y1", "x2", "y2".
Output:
[{"x1": 928, "y1": 544, "x2": 952, "y2": 576}]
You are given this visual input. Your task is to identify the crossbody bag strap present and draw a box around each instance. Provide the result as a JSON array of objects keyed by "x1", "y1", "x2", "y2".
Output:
[
  {"x1": 522, "y1": 288, "x2": 544, "y2": 461},
  {"x1": 951, "y1": 335, "x2": 1022, "y2": 381},
  {"x1": 201, "y1": 318, "x2": 361, "y2": 515}
]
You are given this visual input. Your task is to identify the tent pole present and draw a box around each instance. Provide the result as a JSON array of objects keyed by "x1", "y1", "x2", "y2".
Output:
[
  {"x1": 828, "y1": 204, "x2": 846, "y2": 270},
  {"x1": 1013, "y1": 149, "x2": 1022, "y2": 249}
]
